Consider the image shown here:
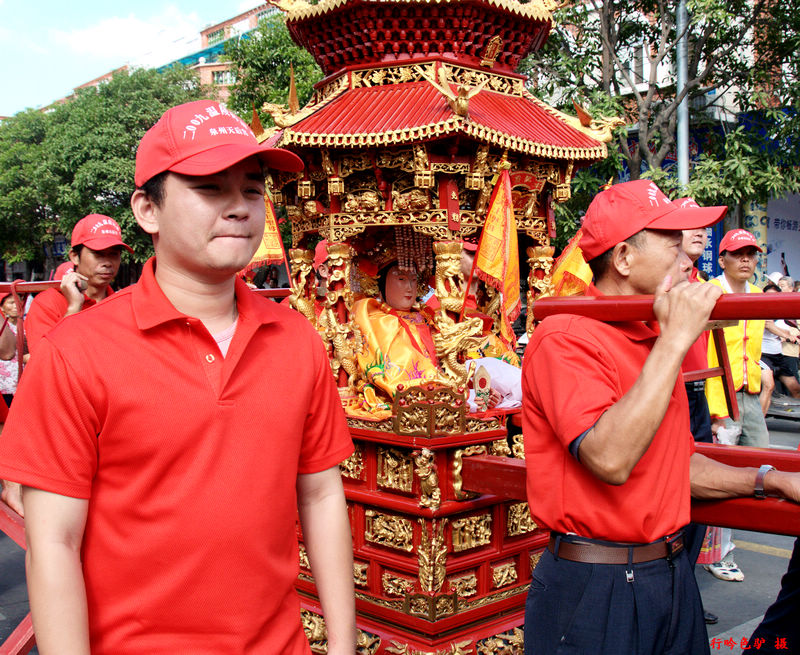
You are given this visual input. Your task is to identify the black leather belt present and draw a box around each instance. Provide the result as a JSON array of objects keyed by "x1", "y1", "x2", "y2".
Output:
[{"x1": 548, "y1": 531, "x2": 685, "y2": 565}]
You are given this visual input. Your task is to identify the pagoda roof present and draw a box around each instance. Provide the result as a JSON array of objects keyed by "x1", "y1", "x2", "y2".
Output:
[
  {"x1": 279, "y1": 77, "x2": 606, "y2": 160},
  {"x1": 279, "y1": 0, "x2": 555, "y2": 76}
]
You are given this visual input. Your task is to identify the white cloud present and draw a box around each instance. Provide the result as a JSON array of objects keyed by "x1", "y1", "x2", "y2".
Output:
[
  {"x1": 48, "y1": 5, "x2": 204, "y2": 70},
  {"x1": 237, "y1": 1, "x2": 264, "y2": 12}
]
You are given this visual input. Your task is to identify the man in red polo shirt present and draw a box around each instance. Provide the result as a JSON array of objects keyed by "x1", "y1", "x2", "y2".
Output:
[
  {"x1": 0, "y1": 100, "x2": 355, "y2": 654},
  {"x1": 25, "y1": 214, "x2": 133, "y2": 352},
  {"x1": 522, "y1": 180, "x2": 800, "y2": 655}
]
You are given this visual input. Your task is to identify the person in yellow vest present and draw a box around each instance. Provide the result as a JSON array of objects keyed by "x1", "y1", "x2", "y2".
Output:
[
  {"x1": 706, "y1": 228, "x2": 769, "y2": 448},
  {"x1": 705, "y1": 229, "x2": 768, "y2": 583}
]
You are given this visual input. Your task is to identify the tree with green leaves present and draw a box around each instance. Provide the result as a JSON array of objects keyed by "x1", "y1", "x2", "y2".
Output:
[
  {"x1": 521, "y1": 0, "x2": 800, "y2": 245},
  {"x1": 0, "y1": 66, "x2": 212, "y2": 268},
  {"x1": 223, "y1": 12, "x2": 323, "y2": 124}
]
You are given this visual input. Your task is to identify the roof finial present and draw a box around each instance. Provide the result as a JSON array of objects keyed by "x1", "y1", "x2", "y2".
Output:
[{"x1": 288, "y1": 63, "x2": 300, "y2": 115}]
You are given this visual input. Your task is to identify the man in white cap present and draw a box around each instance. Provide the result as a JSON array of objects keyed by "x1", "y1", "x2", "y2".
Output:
[{"x1": 0, "y1": 101, "x2": 355, "y2": 654}]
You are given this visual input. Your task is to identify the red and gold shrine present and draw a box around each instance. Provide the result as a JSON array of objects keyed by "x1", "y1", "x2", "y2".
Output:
[{"x1": 258, "y1": 0, "x2": 615, "y2": 652}]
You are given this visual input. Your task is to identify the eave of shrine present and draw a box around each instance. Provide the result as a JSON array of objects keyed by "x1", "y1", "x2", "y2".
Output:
[{"x1": 278, "y1": 77, "x2": 607, "y2": 161}]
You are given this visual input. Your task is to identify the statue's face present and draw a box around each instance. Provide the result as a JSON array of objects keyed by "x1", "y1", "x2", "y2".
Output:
[{"x1": 384, "y1": 265, "x2": 418, "y2": 311}]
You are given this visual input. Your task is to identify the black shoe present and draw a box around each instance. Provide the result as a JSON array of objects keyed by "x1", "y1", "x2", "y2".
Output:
[{"x1": 704, "y1": 611, "x2": 719, "y2": 625}]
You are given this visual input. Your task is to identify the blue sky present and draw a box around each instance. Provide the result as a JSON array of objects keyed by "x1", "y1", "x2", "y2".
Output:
[{"x1": 0, "y1": 0, "x2": 261, "y2": 117}]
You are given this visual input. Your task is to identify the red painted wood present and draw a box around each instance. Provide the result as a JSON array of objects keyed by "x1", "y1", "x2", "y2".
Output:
[
  {"x1": 0, "y1": 503, "x2": 33, "y2": 654},
  {"x1": 0, "y1": 501, "x2": 25, "y2": 550},
  {"x1": 533, "y1": 293, "x2": 800, "y2": 322},
  {"x1": 710, "y1": 326, "x2": 740, "y2": 421},
  {"x1": 461, "y1": 447, "x2": 800, "y2": 536},
  {"x1": 0, "y1": 614, "x2": 34, "y2": 655}
]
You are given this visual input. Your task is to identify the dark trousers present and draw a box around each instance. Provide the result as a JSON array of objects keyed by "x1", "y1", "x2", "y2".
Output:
[
  {"x1": 685, "y1": 384, "x2": 713, "y2": 564},
  {"x1": 747, "y1": 537, "x2": 800, "y2": 653},
  {"x1": 524, "y1": 547, "x2": 709, "y2": 655}
]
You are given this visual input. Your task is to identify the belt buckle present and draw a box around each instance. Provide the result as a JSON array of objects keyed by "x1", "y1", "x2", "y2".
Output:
[{"x1": 664, "y1": 532, "x2": 683, "y2": 561}]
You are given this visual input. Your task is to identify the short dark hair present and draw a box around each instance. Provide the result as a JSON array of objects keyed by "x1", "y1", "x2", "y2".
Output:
[
  {"x1": 137, "y1": 171, "x2": 168, "y2": 208},
  {"x1": 587, "y1": 231, "x2": 646, "y2": 281},
  {"x1": 71, "y1": 244, "x2": 84, "y2": 258}
]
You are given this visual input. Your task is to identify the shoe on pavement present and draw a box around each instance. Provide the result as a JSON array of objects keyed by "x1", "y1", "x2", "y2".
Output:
[
  {"x1": 704, "y1": 611, "x2": 719, "y2": 625},
  {"x1": 704, "y1": 561, "x2": 744, "y2": 582}
]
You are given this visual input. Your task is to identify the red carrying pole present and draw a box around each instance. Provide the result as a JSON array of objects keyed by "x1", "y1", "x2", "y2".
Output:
[{"x1": 533, "y1": 293, "x2": 800, "y2": 323}]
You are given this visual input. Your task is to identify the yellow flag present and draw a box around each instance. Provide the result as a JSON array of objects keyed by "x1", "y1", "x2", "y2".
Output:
[
  {"x1": 242, "y1": 194, "x2": 286, "y2": 274},
  {"x1": 473, "y1": 169, "x2": 520, "y2": 345},
  {"x1": 551, "y1": 228, "x2": 592, "y2": 297}
]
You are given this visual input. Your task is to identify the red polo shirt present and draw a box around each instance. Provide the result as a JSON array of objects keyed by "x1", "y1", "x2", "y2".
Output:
[
  {"x1": 0, "y1": 258, "x2": 353, "y2": 654},
  {"x1": 25, "y1": 286, "x2": 113, "y2": 353},
  {"x1": 522, "y1": 285, "x2": 694, "y2": 543}
]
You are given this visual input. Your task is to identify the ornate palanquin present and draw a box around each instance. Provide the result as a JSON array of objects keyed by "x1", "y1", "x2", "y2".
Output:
[{"x1": 259, "y1": 0, "x2": 612, "y2": 651}]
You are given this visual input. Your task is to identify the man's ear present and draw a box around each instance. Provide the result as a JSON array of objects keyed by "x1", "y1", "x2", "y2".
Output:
[
  {"x1": 718, "y1": 254, "x2": 726, "y2": 270},
  {"x1": 610, "y1": 241, "x2": 636, "y2": 278},
  {"x1": 131, "y1": 189, "x2": 159, "y2": 236},
  {"x1": 67, "y1": 248, "x2": 80, "y2": 266}
]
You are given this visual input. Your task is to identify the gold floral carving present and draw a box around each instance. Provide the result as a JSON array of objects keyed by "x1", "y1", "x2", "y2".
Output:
[
  {"x1": 339, "y1": 445, "x2": 365, "y2": 480},
  {"x1": 491, "y1": 438, "x2": 512, "y2": 457},
  {"x1": 300, "y1": 608, "x2": 327, "y2": 653},
  {"x1": 357, "y1": 630, "x2": 382, "y2": 655},
  {"x1": 460, "y1": 584, "x2": 528, "y2": 611},
  {"x1": 431, "y1": 162, "x2": 470, "y2": 174},
  {"x1": 448, "y1": 572, "x2": 478, "y2": 598},
  {"x1": 402, "y1": 591, "x2": 459, "y2": 621},
  {"x1": 492, "y1": 561, "x2": 518, "y2": 588},
  {"x1": 288, "y1": 248, "x2": 318, "y2": 328},
  {"x1": 506, "y1": 502, "x2": 538, "y2": 537},
  {"x1": 386, "y1": 639, "x2": 473, "y2": 655},
  {"x1": 365, "y1": 509, "x2": 414, "y2": 552},
  {"x1": 346, "y1": 416, "x2": 394, "y2": 432},
  {"x1": 299, "y1": 544, "x2": 310, "y2": 570},
  {"x1": 339, "y1": 152, "x2": 373, "y2": 177},
  {"x1": 451, "y1": 513, "x2": 492, "y2": 552},
  {"x1": 382, "y1": 572, "x2": 416, "y2": 597},
  {"x1": 464, "y1": 416, "x2": 503, "y2": 433},
  {"x1": 377, "y1": 447, "x2": 414, "y2": 492},
  {"x1": 418, "y1": 519, "x2": 448, "y2": 593},
  {"x1": 393, "y1": 385, "x2": 467, "y2": 436},
  {"x1": 452, "y1": 445, "x2": 487, "y2": 500},
  {"x1": 526, "y1": 244, "x2": 555, "y2": 335},
  {"x1": 511, "y1": 434, "x2": 525, "y2": 459},
  {"x1": 476, "y1": 628, "x2": 525, "y2": 654},
  {"x1": 354, "y1": 562, "x2": 369, "y2": 587},
  {"x1": 376, "y1": 149, "x2": 415, "y2": 172},
  {"x1": 413, "y1": 448, "x2": 441, "y2": 509},
  {"x1": 530, "y1": 550, "x2": 543, "y2": 571}
]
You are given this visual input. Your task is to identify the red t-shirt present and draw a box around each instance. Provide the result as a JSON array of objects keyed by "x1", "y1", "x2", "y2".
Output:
[
  {"x1": 25, "y1": 286, "x2": 113, "y2": 353},
  {"x1": 522, "y1": 285, "x2": 694, "y2": 543},
  {"x1": 0, "y1": 258, "x2": 353, "y2": 654}
]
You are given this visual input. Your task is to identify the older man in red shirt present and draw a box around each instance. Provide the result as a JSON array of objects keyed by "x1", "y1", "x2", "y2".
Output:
[{"x1": 522, "y1": 180, "x2": 800, "y2": 655}]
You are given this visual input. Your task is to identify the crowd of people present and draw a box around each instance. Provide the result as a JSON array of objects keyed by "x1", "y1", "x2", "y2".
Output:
[{"x1": 0, "y1": 100, "x2": 796, "y2": 655}]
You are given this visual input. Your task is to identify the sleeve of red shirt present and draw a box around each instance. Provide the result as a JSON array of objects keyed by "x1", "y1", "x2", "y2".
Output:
[
  {"x1": 523, "y1": 321, "x2": 622, "y2": 449},
  {"x1": 0, "y1": 337, "x2": 100, "y2": 498},
  {"x1": 297, "y1": 328, "x2": 354, "y2": 474},
  {"x1": 24, "y1": 293, "x2": 65, "y2": 355}
]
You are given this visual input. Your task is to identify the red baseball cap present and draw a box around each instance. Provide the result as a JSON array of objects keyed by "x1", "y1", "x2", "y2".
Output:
[
  {"x1": 53, "y1": 261, "x2": 75, "y2": 280},
  {"x1": 71, "y1": 214, "x2": 134, "y2": 254},
  {"x1": 135, "y1": 100, "x2": 304, "y2": 187},
  {"x1": 718, "y1": 228, "x2": 763, "y2": 253},
  {"x1": 579, "y1": 180, "x2": 726, "y2": 261}
]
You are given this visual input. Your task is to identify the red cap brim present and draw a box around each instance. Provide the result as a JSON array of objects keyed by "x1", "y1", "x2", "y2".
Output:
[
  {"x1": 168, "y1": 143, "x2": 304, "y2": 177},
  {"x1": 646, "y1": 204, "x2": 727, "y2": 231},
  {"x1": 80, "y1": 235, "x2": 134, "y2": 255}
]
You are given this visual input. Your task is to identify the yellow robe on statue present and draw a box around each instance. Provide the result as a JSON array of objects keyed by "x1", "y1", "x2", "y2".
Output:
[{"x1": 352, "y1": 298, "x2": 441, "y2": 406}]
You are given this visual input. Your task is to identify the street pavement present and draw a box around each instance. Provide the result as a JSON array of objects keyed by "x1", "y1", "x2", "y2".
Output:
[{"x1": 1, "y1": 417, "x2": 798, "y2": 653}]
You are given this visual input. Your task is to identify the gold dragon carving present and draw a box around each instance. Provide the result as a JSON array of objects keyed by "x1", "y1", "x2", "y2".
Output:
[
  {"x1": 317, "y1": 242, "x2": 362, "y2": 390},
  {"x1": 288, "y1": 248, "x2": 317, "y2": 328}
]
